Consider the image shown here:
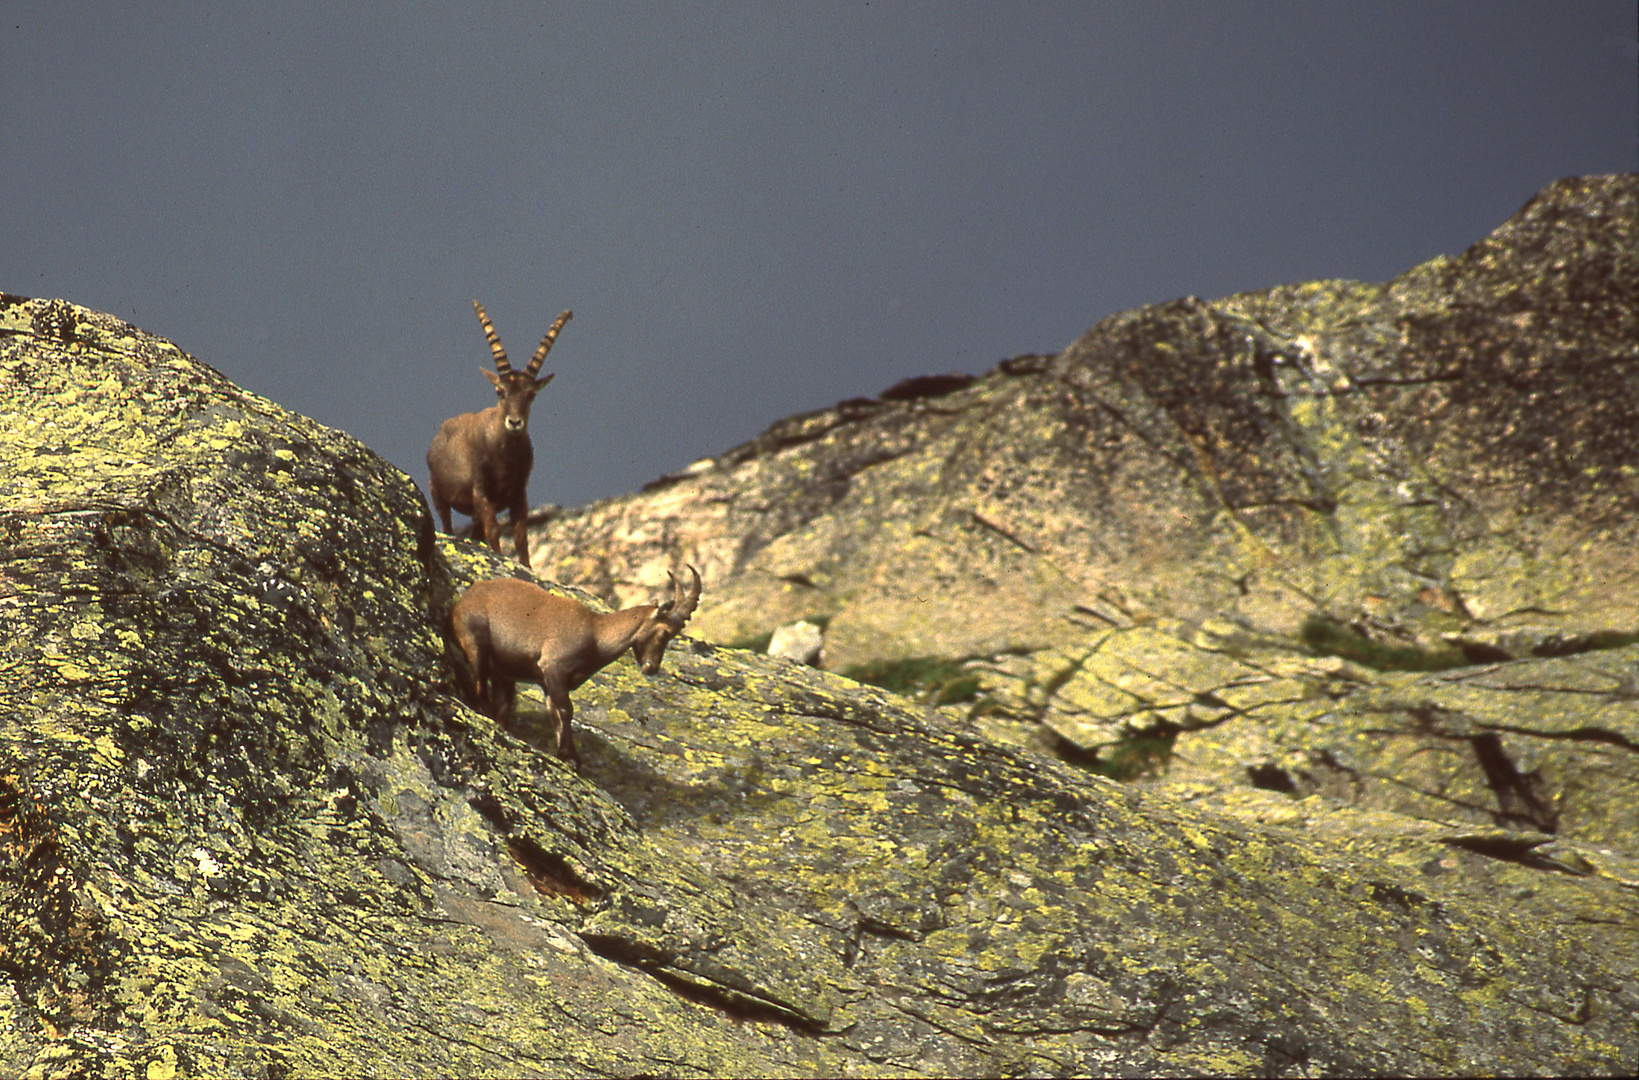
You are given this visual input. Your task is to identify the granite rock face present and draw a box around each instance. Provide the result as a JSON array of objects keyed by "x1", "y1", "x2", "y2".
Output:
[
  {"x1": 525, "y1": 175, "x2": 1639, "y2": 856},
  {"x1": 529, "y1": 175, "x2": 1639, "y2": 661},
  {"x1": 2, "y1": 176, "x2": 1637, "y2": 1079}
]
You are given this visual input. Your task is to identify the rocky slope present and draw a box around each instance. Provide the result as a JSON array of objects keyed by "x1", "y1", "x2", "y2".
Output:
[
  {"x1": 2, "y1": 175, "x2": 1636, "y2": 1078},
  {"x1": 525, "y1": 174, "x2": 1639, "y2": 856}
]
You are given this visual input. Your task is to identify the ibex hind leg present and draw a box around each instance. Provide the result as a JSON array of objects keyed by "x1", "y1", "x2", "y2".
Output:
[
  {"x1": 510, "y1": 501, "x2": 531, "y2": 565},
  {"x1": 473, "y1": 493, "x2": 502, "y2": 553}
]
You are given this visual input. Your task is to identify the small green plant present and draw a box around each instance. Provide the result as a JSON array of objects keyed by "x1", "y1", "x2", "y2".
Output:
[
  {"x1": 1299, "y1": 615, "x2": 1469, "y2": 672},
  {"x1": 932, "y1": 674, "x2": 983, "y2": 706},
  {"x1": 840, "y1": 656, "x2": 982, "y2": 705}
]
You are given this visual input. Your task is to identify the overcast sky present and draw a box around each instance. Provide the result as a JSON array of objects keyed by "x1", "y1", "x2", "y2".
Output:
[{"x1": 4, "y1": 2, "x2": 1635, "y2": 512}]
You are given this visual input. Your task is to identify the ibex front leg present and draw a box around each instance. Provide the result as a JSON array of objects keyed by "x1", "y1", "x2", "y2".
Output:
[
  {"x1": 536, "y1": 665, "x2": 581, "y2": 772},
  {"x1": 509, "y1": 496, "x2": 531, "y2": 565}
]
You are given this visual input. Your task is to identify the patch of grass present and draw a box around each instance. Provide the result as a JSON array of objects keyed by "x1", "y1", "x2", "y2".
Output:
[
  {"x1": 933, "y1": 674, "x2": 983, "y2": 706},
  {"x1": 1302, "y1": 616, "x2": 1639, "y2": 671},
  {"x1": 1096, "y1": 731, "x2": 1177, "y2": 781},
  {"x1": 965, "y1": 695, "x2": 1016, "y2": 720},
  {"x1": 725, "y1": 630, "x2": 776, "y2": 653},
  {"x1": 1054, "y1": 728, "x2": 1178, "y2": 781},
  {"x1": 1299, "y1": 615, "x2": 1470, "y2": 673},
  {"x1": 840, "y1": 656, "x2": 981, "y2": 705}
]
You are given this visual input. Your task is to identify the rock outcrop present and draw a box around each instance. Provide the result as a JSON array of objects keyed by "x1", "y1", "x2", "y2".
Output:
[
  {"x1": 524, "y1": 174, "x2": 1639, "y2": 856},
  {"x1": 765, "y1": 619, "x2": 825, "y2": 666},
  {"x1": 530, "y1": 178, "x2": 1639, "y2": 659},
  {"x1": 3, "y1": 175, "x2": 1637, "y2": 1078}
]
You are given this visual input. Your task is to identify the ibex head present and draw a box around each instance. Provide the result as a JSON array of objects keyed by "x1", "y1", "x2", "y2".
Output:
[
  {"x1": 631, "y1": 565, "x2": 703, "y2": 674},
  {"x1": 474, "y1": 300, "x2": 571, "y2": 434}
]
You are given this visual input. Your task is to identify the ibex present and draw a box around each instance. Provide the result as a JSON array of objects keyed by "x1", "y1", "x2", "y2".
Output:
[
  {"x1": 427, "y1": 301, "x2": 571, "y2": 565},
  {"x1": 450, "y1": 566, "x2": 703, "y2": 771}
]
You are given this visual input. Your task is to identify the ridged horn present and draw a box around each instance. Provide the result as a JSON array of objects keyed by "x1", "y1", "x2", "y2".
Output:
[
  {"x1": 525, "y1": 309, "x2": 573, "y2": 376},
  {"x1": 665, "y1": 565, "x2": 703, "y2": 626},
  {"x1": 472, "y1": 300, "x2": 511, "y2": 373}
]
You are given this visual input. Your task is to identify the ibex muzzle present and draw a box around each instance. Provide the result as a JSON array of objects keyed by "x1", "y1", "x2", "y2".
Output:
[
  {"x1": 427, "y1": 301, "x2": 571, "y2": 565},
  {"x1": 450, "y1": 566, "x2": 703, "y2": 771}
]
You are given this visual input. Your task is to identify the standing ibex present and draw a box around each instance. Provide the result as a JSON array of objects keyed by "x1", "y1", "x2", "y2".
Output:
[
  {"x1": 450, "y1": 567, "x2": 703, "y2": 771},
  {"x1": 427, "y1": 301, "x2": 571, "y2": 565}
]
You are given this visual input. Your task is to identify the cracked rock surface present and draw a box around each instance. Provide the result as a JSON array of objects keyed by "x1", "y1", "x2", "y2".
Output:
[
  {"x1": 525, "y1": 174, "x2": 1639, "y2": 857},
  {"x1": 531, "y1": 178, "x2": 1639, "y2": 667},
  {"x1": 3, "y1": 176, "x2": 1637, "y2": 1079}
]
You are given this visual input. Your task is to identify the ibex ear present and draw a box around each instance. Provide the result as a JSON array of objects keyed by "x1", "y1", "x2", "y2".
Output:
[
  {"x1": 481, "y1": 368, "x2": 504, "y2": 389},
  {"x1": 534, "y1": 372, "x2": 556, "y2": 391}
]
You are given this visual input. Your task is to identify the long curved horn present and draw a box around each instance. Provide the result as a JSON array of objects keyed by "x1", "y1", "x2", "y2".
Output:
[
  {"x1": 665, "y1": 564, "x2": 703, "y2": 625},
  {"x1": 473, "y1": 300, "x2": 511, "y2": 373},
  {"x1": 525, "y1": 309, "x2": 573, "y2": 376}
]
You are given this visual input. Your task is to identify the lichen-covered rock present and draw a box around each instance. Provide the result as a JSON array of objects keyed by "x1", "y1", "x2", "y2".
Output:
[
  {"x1": 1165, "y1": 635, "x2": 1639, "y2": 846},
  {"x1": 0, "y1": 295, "x2": 852, "y2": 1076},
  {"x1": 4, "y1": 177, "x2": 1638, "y2": 1077},
  {"x1": 523, "y1": 174, "x2": 1639, "y2": 857}
]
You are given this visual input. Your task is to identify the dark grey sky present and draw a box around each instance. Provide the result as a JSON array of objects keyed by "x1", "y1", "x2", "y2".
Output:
[{"x1": 4, "y1": 2, "x2": 1635, "y2": 511}]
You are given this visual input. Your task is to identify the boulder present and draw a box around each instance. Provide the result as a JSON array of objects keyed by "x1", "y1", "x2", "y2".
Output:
[{"x1": 765, "y1": 619, "x2": 824, "y2": 665}]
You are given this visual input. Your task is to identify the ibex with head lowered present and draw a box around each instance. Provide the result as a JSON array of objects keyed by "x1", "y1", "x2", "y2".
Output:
[
  {"x1": 427, "y1": 301, "x2": 571, "y2": 565},
  {"x1": 450, "y1": 566, "x2": 703, "y2": 771}
]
